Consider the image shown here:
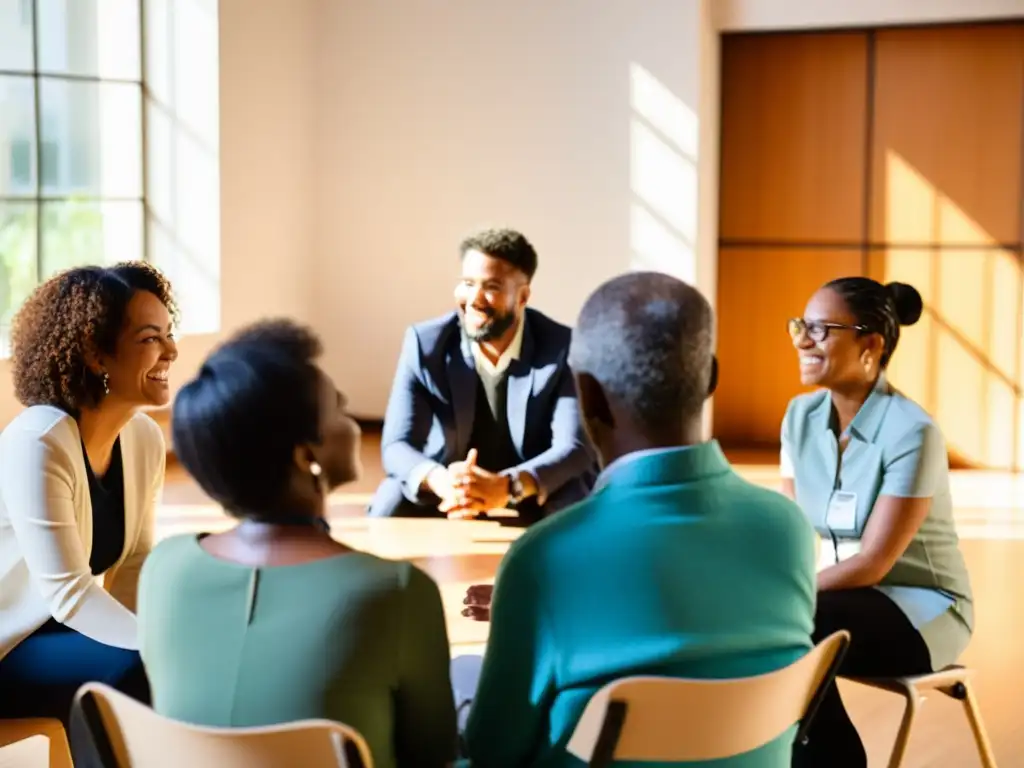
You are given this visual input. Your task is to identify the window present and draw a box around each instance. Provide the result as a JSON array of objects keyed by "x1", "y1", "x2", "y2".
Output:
[
  {"x1": 1, "y1": 0, "x2": 220, "y2": 359},
  {"x1": 1, "y1": 0, "x2": 144, "y2": 356}
]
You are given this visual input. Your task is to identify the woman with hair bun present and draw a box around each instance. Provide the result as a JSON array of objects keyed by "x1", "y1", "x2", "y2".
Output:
[{"x1": 782, "y1": 277, "x2": 972, "y2": 767}]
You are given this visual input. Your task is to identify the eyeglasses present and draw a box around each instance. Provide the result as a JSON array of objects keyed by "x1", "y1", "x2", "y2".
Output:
[{"x1": 787, "y1": 318, "x2": 868, "y2": 343}]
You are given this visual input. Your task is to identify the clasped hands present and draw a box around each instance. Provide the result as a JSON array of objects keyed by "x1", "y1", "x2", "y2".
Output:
[
  {"x1": 461, "y1": 584, "x2": 493, "y2": 622},
  {"x1": 427, "y1": 449, "x2": 511, "y2": 520}
]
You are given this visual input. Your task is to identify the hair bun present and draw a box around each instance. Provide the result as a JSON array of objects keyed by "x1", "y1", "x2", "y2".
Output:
[{"x1": 885, "y1": 282, "x2": 923, "y2": 326}]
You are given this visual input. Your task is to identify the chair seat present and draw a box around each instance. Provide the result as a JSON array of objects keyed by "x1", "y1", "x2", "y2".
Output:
[
  {"x1": 842, "y1": 666, "x2": 996, "y2": 767},
  {"x1": 848, "y1": 665, "x2": 969, "y2": 698}
]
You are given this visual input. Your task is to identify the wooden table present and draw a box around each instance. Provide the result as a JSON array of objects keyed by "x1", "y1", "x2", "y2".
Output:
[
  {"x1": 328, "y1": 518, "x2": 519, "y2": 653},
  {"x1": 155, "y1": 511, "x2": 521, "y2": 655}
]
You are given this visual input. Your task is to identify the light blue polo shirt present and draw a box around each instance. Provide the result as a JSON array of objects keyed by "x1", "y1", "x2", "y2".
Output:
[{"x1": 780, "y1": 374, "x2": 973, "y2": 669}]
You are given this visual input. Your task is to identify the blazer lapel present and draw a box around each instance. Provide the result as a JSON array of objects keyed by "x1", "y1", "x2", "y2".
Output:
[
  {"x1": 448, "y1": 333, "x2": 478, "y2": 458},
  {"x1": 67, "y1": 418, "x2": 94, "y2": 556},
  {"x1": 506, "y1": 319, "x2": 536, "y2": 456}
]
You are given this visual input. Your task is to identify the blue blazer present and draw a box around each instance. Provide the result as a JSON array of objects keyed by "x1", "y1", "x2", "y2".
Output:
[{"x1": 370, "y1": 308, "x2": 595, "y2": 515}]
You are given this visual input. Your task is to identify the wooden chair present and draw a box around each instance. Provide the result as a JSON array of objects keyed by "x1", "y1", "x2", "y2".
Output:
[
  {"x1": 72, "y1": 683, "x2": 373, "y2": 768},
  {"x1": 848, "y1": 665, "x2": 996, "y2": 768},
  {"x1": 0, "y1": 719, "x2": 72, "y2": 768},
  {"x1": 566, "y1": 630, "x2": 850, "y2": 767}
]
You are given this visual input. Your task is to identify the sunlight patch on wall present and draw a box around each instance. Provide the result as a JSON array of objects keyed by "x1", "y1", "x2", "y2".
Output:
[
  {"x1": 629, "y1": 203, "x2": 695, "y2": 284},
  {"x1": 987, "y1": 250, "x2": 1020, "y2": 385},
  {"x1": 628, "y1": 64, "x2": 698, "y2": 282},
  {"x1": 630, "y1": 120, "x2": 697, "y2": 243},
  {"x1": 881, "y1": 150, "x2": 1022, "y2": 470},
  {"x1": 884, "y1": 151, "x2": 935, "y2": 243},
  {"x1": 629, "y1": 63, "x2": 698, "y2": 159}
]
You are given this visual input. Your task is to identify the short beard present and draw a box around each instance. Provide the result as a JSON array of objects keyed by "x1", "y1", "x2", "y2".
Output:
[{"x1": 462, "y1": 308, "x2": 517, "y2": 343}]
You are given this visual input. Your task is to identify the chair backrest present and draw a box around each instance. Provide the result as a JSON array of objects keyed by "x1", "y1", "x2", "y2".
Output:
[
  {"x1": 73, "y1": 683, "x2": 374, "y2": 768},
  {"x1": 566, "y1": 630, "x2": 850, "y2": 765}
]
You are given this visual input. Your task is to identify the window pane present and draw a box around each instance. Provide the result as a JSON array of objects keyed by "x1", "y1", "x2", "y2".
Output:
[
  {"x1": 0, "y1": 0, "x2": 35, "y2": 72},
  {"x1": 41, "y1": 200, "x2": 142, "y2": 278},
  {"x1": 0, "y1": 75, "x2": 37, "y2": 196},
  {"x1": 39, "y1": 79, "x2": 142, "y2": 198},
  {"x1": 0, "y1": 201, "x2": 39, "y2": 356},
  {"x1": 37, "y1": 0, "x2": 141, "y2": 80}
]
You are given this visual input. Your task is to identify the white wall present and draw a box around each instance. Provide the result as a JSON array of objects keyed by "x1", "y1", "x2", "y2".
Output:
[{"x1": 313, "y1": 0, "x2": 715, "y2": 417}]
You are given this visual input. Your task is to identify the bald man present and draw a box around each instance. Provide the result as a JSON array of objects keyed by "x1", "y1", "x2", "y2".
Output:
[{"x1": 460, "y1": 273, "x2": 817, "y2": 768}]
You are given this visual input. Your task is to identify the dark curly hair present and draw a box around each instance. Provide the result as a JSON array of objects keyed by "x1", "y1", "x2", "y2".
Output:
[
  {"x1": 10, "y1": 262, "x2": 178, "y2": 412},
  {"x1": 172, "y1": 319, "x2": 324, "y2": 516},
  {"x1": 459, "y1": 228, "x2": 539, "y2": 281},
  {"x1": 824, "y1": 277, "x2": 923, "y2": 368}
]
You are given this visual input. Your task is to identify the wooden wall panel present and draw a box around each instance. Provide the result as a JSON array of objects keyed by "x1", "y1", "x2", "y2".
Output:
[
  {"x1": 714, "y1": 249, "x2": 863, "y2": 446},
  {"x1": 868, "y1": 248, "x2": 1023, "y2": 470},
  {"x1": 718, "y1": 23, "x2": 1024, "y2": 464},
  {"x1": 871, "y1": 25, "x2": 1024, "y2": 246},
  {"x1": 720, "y1": 33, "x2": 868, "y2": 244}
]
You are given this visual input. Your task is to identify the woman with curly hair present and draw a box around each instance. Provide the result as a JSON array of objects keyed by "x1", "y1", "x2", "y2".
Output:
[{"x1": 0, "y1": 261, "x2": 178, "y2": 722}]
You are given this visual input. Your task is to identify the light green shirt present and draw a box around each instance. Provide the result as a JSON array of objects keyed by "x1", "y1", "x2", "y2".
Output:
[
  {"x1": 780, "y1": 375, "x2": 973, "y2": 668},
  {"x1": 138, "y1": 536, "x2": 457, "y2": 768}
]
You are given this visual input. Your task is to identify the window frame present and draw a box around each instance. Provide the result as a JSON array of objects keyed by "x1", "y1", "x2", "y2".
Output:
[{"x1": 0, "y1": 0, "x2": 148, "y2": 356}]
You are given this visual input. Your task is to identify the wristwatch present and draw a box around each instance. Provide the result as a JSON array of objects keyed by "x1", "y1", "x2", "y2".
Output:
[{"x1": 506, "y1": 472, "x2": 526, "y2": 505}]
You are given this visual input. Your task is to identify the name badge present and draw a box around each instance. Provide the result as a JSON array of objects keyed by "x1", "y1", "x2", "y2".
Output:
[{"x1": 826, "y1": 490, "x2": 858, "y2": 533}]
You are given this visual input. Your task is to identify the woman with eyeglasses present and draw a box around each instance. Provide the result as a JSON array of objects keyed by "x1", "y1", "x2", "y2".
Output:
[{"x1": 782, "y1": 277, "x2": 972, "y2": 768}]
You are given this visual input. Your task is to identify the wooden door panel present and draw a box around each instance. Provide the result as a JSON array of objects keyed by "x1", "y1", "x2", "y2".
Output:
[
  {"x1": 714, "y1": 249, "x2": 863, "y2": 446},
  {"x1": 871, "y1": 24, "x2": 1024, "y2": 246},
  {"x1": 720, "y1": 32, "x2": 868, "y2": 244}
]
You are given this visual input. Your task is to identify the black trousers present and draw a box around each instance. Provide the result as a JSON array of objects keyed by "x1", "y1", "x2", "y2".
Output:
[{"x1": 793, "y1": 588, "x2": 932, "y2": 767}]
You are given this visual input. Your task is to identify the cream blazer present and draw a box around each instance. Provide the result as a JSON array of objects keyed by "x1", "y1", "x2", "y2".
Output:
[{"x1": 0, "y1": 405, "x2": 165, "y2": 661}]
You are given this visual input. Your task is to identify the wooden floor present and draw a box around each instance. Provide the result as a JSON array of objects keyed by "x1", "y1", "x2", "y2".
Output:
[{"x1": 160, "y1": 435, "x2": 1024, "y2": 767}]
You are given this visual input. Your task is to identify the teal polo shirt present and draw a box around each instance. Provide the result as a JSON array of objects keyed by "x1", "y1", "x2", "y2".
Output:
[
  {"x1": 464, "y1": 441, "x2": 816, "y2": 767},
  {"x1": 780, "y1": 374, "x2": 973, "y2": 669}
]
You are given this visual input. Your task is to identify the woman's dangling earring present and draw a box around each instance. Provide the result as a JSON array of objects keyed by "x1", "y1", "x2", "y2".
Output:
[
  {"x1": 102, "y1": 371, "x2": 110, "y2": 395},
  {"x1": 310, "y1": 461, "x2": 325, "y2": 496}
]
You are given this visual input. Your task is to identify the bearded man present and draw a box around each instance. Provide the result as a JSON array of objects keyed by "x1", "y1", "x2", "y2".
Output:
[{"x1": 367, "y1": 228, "x2": 595, "y2": 525}]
